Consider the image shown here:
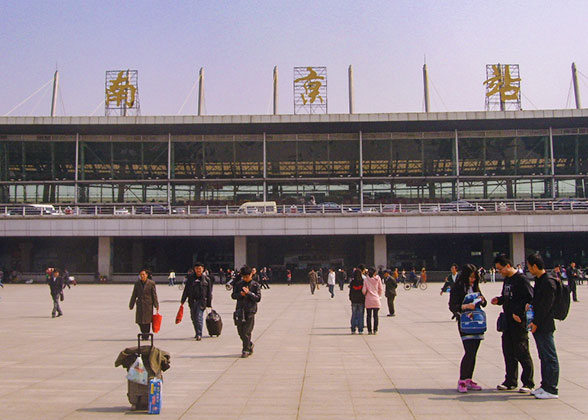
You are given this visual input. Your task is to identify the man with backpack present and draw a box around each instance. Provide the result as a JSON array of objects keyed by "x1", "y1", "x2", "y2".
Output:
[
  {"x1": 526, "y1": 253, "x2": 560, "y2": 399},
  {"x1": 491, "y1": 255, "x2": 535, "y2": 393}
]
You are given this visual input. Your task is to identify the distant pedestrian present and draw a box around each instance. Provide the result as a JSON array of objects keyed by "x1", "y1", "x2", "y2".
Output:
[
  {"x1": 129, "y1": 269, "x2": 159, "y2": 338},
  {"x1": 180, "y1": 262, "x2": 212, "y2": 340},
  {"x1": 420, "y1": 267, "x2": 427, "y2": 283},
  {"x1": 232, "y1": 266, "x2": 261, "y2": 358},
  {"x1": 383, "y1": 269, "x2": 398, "y2": 316},
  {"x1": 0, "y1": 269, "x2": 4, "y2": 288},
  {"x1": 308, "y1": 269, "x2": 318, "y2": 295},
  {"x1": 286, "y1": 269, "x2": 292, "y2": 286},
  {"x1": 363, "y1": 267, "x2": 383, "y2": 334},
  {"x1": 441, "y1": 263, "x2": 459, "y2": 295},
  {"x1": 336, "y1": 268, "x2": 347, "y2": 291},
  {"x1": 168, "y1": 270, "x2": 176, "y2": 286},
  {"x1": 327, "y1": 267, "x2": 336, "y2": 298},
  {"x1": 46, "y1": 267, "x2": 64, "y2": 318},
  {"x1": 567, "y1": 262, "x2": 579, "y2": 302},
  {"x1": 449, "y1": 264, "x2": 487, "y2": 393}
]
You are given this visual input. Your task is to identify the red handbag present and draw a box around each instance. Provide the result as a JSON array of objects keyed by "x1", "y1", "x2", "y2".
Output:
[
  {"x1": 175, "y1": 305, "x2": 184, "y2": 324},
  {"x1": 152, "y1": 312, "x2": 162, "y2": 333}
]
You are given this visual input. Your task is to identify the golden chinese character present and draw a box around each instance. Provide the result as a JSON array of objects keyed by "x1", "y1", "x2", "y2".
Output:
[
  {"x1": 295, "y1": 67, "x2": 325, "y2": 105},
  {"x1": 106, "y1": 71, "x2": 136, "y2": 108},
  {"x1": 484, "y1": 65, "x2": 520, "y2": 101}
]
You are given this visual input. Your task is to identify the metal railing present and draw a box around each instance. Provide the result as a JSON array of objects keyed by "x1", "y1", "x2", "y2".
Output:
[{"x1": 2, "y1": 199, "x2": 588, "y2": 217}]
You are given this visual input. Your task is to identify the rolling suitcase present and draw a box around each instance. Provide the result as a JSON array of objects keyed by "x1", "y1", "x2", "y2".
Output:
[
  {"x1": 127, "y1": 333, "x2": 154, "y2": 410},
  {"x1": 206, "y1": 309, "x2": 223, "y2": 337}
]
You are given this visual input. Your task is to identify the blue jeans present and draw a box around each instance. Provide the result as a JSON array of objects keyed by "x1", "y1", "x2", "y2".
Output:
[
  {"x1": 351, "y1": 303, "x2": 364, "y2": 333},
  {"x1": 190, "y1": 304, "x2": 205, "y2": 337},
  {"x1": 533, "y1": 331, "x2": 559, "y2": 395}
]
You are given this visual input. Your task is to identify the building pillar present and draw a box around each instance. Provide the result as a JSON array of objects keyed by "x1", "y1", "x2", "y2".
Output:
[
  {"x1": 374, "y1": 234, "x2": 387, "y2": 269},
  {"x1": 510, "y1": 233, "x2": 525, "y2": 268},
  {"x1": 482, "y1": 238, "x2": 493, "y2": 270},
  {"x1": 18, "y1": 242, "x2": 34, "y2": 272},
  {"x1": 132, "y1": 240, "x2": 144, "y2": 273},
  {"x1": 98, "y1": 236, "x2": 112, "y2": 279},
  {"x1": 234, "y1": 236, "x2": 247, "y2": 270}
]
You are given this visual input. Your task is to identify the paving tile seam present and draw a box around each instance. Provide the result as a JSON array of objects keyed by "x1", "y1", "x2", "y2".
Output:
[
  {"x1": 295, "y1": 294, "x2": 318, "y2": 420},
  {"x1": 178, "y1": 285, "x2": 305, "y2": 419}
]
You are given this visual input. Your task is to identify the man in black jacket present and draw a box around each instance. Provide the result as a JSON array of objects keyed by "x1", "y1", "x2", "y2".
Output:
[
  {"x1": 491, "y1": 255, "x2": 535, "y2": 393},
  {"x1": 383, "y1": 269, "x2": 397, "y2": 316},
  {"x1": 46, "y1": 267, "x2": 64, "y2": 318},
  {"x1": 180, "y1": 262, "x2": 212, "y2": 340},
  {"x1": 527, "y1": 253, "x2": 560, "y2": 399},
  {"x1": 232, "y1": 266, "x2": 261, "y2": 358},
  {"x1": 567, "y1": 261, "x2": 580, "y2": 302}
]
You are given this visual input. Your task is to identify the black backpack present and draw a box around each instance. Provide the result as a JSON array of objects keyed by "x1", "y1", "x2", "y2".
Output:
[{"x1": 552, "y1": 277, "x2": 571, "y2": 321}]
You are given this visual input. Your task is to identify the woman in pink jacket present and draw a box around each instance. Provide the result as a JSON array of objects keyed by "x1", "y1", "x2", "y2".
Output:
[{"x1": 362, "y1": 267, "x2": 384, "y2": 334}]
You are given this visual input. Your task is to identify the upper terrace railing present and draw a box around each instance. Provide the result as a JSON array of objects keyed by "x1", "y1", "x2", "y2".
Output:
[{"x1": 2, "y1": 199, "x2": 588, "y2": 217}]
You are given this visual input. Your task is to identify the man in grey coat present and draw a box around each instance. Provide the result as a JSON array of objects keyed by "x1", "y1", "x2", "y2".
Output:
[{"x1": 129, "y1": 269, "x2": 159, "y2": 339}]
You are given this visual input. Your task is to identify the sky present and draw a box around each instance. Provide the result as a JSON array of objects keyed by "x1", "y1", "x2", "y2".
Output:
[{"x1": 2, "y1": 0, "x2": 588, "y2": 117}]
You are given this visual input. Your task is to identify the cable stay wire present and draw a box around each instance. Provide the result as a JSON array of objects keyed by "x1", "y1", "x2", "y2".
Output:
[
  {"x1": 427, "y1": 75, "x2": 449, "y2": 112},
  {"x1": 90, "y1": 99, "x2": 105, "y2": 116},
  {"x1": 31, "y1": 85, "x2": 51, "y2": 115},
  {"x1": 521, "y1": 92, "x2": 539, "y2": 110},
  {"x1": 3, "y1": 77, "x2": 53, "y2": 116},
  {"x1": 177, "y1": 78, "x2": 199, "y2": 114},
  {"x1": 58, "y1": 85, "x2": 66, "y2": 116},
  {"x1": 565, "y1": 77, "x2": 574, "y2": 108}
]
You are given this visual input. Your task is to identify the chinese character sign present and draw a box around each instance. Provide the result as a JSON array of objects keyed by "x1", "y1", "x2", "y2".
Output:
[
  {"x1": 105, "y1": 70, "x2": 140, "y2": 116},
  {"x1": 294, "y1": 67, "x2": 327, "y2": 114},
  {"x1": 483, "y1": 64, "x2": 521, "y2": 111}
]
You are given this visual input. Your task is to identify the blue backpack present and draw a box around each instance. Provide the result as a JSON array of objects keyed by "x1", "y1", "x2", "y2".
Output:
[{"x1": 460, "y1": 292, "x2": 487, "y2": 334}]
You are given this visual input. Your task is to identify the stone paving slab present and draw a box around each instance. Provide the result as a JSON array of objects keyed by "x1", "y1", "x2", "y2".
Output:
[{"x1": 0, "y1": 282, "x2": 587, "y2": 419}]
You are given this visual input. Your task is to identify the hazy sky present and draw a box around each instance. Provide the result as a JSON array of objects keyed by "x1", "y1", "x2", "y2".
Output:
[{"x1": 2, "y1": 0, "x2": 588, "y2": 116}]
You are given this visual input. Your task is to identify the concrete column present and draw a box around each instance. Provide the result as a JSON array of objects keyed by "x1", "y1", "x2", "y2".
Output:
[
  {"x1": 510, "y1": 233, "x2": 525, "y2": 268},
  {"x1": 234, "y1": 236, "x2": 247, "y2": 270},
  {"x1": 131, "y1": 240, "x2": 144, "y2": 273},
  {"x1": 98, "y1": 237, "x2": 112, "y2": 279},
  {"x1": 18, "y1": 242, "x2": 34, "y2": 272},
  {"x1": 374, "y1": 234, "x2": 387, "y2": 269},
  {"x1": 482, "y1": 239, "x2": 493, "y2": 269}
]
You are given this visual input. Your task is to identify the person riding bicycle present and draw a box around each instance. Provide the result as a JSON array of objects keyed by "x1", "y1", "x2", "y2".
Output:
[{"x1": 408, "y1": 267, "x2": 419, "y2": 288}]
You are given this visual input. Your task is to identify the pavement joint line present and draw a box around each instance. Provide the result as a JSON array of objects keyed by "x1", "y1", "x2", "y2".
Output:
[
  {"x1": 178, "y1": 286, "x2": 301, "y2": 420},
  {"x1": 295, "y1": 292, "x2": 318, "y2": 420}
]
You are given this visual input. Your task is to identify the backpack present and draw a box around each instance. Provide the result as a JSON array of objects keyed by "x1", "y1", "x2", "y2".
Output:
[{"x1": 552, "y1": 277, "x2": 571, "y2": 321}]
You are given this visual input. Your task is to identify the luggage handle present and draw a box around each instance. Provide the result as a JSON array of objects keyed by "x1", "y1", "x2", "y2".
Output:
[{"x1": 137, "y1": 333, "x2": 154, "y2": 353}]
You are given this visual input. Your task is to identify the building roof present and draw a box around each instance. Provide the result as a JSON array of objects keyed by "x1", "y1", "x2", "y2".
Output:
[{"x1": 1, "y1": 109, "x2": 588, "y2": 135}]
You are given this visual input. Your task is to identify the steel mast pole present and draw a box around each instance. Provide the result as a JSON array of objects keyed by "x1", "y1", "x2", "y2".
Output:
[
  {"x1": 422, "y1": 64, "x2": 430, "y2": 112},
  {"x1": 348, "y1": 65, "x2": 354, "y2": 114},
  {"x1": 273, "y1": 66, "x2": 278, "y2": 115},
  {"x1": 50, "y1": 70, "x2": 59, "y2": 116},
  {"x1": 572, "y1": 62, "x2": 582, "y2": 109},
  {"x1": 198, "y1": 68, "x2": 204, "y2": 116}
]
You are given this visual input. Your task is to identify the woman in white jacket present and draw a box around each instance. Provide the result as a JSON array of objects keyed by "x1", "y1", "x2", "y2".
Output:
[{"x1": 362, "y1": 267, "x2": 384, "y2": 334}]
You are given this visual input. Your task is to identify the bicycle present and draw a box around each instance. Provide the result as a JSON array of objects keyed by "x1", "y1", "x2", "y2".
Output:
[{"x1": 403, "y1": 277, "x2": 427, "y2": 291}]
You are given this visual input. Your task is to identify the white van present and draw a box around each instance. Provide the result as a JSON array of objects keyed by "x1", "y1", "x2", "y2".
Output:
[{"x1": 236, "y1": 201, "x2": 278, "y2": 215}]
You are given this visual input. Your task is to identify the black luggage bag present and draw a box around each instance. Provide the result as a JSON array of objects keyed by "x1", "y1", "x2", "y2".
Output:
[{"x1": 206, "y1": 309, "x2": 223, "y2": 337}]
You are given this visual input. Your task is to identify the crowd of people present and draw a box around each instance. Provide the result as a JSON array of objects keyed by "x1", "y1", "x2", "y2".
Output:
[{"x1": 32, "y1": 251, "x2": 577, "y2": 399}]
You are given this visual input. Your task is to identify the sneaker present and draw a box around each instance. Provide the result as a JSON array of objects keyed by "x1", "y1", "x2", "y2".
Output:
[
  {"x1": 519, "y1": 386, "x2": 534, "y2": 393},
  {"x1": 368, "y1": 331, "x2": 373, "y2": 335},
  {"x1": 531, "y1": 387, "x2": 544, "y2": 396},
  {"x1": 358, "y1": 331, "x2": 363, "y2": 335},
  {"x1": 466, "y1": 379, "x2": 482, "y2": 391},
  {"x1": 497, "y1": 383, "x2": 516, "y2": 391},
  {"x1": 241, "y1": 351, "x2": 249, "y2": 358},
  {"x1": 457, "y1": 380, "x2": 468, "y2": 393},
  {"x1": 373, "y1": 330, "x2": 378, "y2": 335},
  {"x1": 351, "y1": 331, "x2": 356, "y2": 335},
  {"x1": 534, "y1": 390, "x2": 558, "y2": 399},
  {"x1": 195, "y1": 336, "x2": 202, "y2": 341},
  {"x1": 57, "y1": 313, "x2": 63, "y2": 317}
]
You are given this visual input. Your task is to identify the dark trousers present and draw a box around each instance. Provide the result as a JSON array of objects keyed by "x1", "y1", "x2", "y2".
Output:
[
  {"x1": 138, "y1": 323, "x2": 151, "y2": 339},
  {"x1": 569, "y1": 279, "x2": 578, "y2": 301},
  {"x1": 51, "y1": 294, "x2": 63, "y2": 316},
  {"x1": 533, "y1": 331, "x2": 559, "y2": 395},
  {"x1": 366, "y1": 308, "x2": 379, "y2": 333},
  {"x1": 328, "y1": 284, "x2": 334, "y2": 298},
  {"x1": 501, "y1": 329, "x2": 534, "y2": 388},
  {"x1": 386, "y1": 295, "x2": 396, "y2": 315},
  {"x1": 236, "y1": 314, "x2": 255, "y2": 352},
  {"x1": 338, "y1": 279, "x2": 344, "y2": 291},
  {"x1": 460, "y1": 339, "x2": 481, "y2": 380},
  {"x1": 189, "y1": 303, "x2": 204, "y2": 337},
  {"x1": 310, "y1": 282, "x2": 316, "y2": 294}
]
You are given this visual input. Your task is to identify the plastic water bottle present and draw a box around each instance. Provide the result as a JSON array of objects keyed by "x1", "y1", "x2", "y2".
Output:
[{"x1": 526, "y1": 305, "x2": 534, "y2": 331}]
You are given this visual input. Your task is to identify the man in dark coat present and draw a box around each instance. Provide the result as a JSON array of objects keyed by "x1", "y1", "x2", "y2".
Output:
[
  {"x1": 567, "y1": 261, "x2": 580, "y2": 302},
  {"x1": 231, "y1": 265, "x2": 261, "y2": 358},
  {"x1": 308, "y1": 269, "x2": 318, "y2": 294},
  {"x1": 129, "y1": 269, "x2": 159, "y2": 338},
  {"x1": 46, "y1": 267, "x2": 64, "y2": 318},
  {"x1": 383, "y1": 269, "x2": 398, "y2": 316},
  {"x1": 180, "y1": 262, "x2": 212, "y2": 340}
]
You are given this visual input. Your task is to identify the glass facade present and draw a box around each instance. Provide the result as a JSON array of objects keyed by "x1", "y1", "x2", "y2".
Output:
[{"x1": 2, "y1": 127, "x2": 588, "y2": 204}]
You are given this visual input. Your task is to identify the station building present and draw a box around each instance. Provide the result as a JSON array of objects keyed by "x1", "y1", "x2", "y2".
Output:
[{"x1": 1, "y1": 110, "x2": 588, "y2": 281}]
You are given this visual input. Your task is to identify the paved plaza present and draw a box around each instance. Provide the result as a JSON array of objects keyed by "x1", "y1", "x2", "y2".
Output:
[{"x1": 1, "y1": 281, "x2": 588, "y2": 420}]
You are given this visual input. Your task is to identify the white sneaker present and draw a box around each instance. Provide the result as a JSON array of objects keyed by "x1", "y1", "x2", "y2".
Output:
[
  {"x1": 519, "y1": 386, "x2": 533, "y2": 393},
  {"x1": 535, "y1": 390, "x2": 559, "y2": 399},
  {"x1": 531, "y1": 387, "x2": 544, "y2": 396}
]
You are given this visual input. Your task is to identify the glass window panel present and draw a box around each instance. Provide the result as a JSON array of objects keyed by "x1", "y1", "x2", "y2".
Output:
[
  {"x1": 4, "y1": 183, "x2": 75, "y2": 203},
  {"x1": 172, "y1": 140, "x2": 203, "y2": 179},
  {"x1": 267, "y1": 181, "x2": 359, "y2": 204},
  {"x1": 170, "y1": 181, "x2": 263, "y2": 205},
  {"x1": 553, "y1": 134, "x2": 588, "y2": 175}
]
